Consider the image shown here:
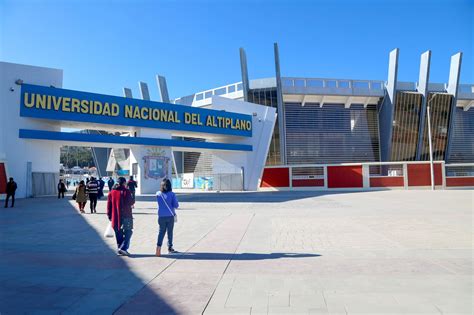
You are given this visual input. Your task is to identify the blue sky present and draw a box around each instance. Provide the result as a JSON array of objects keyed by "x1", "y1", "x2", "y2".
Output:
[{"x1": 1, "y1": 0, "x2": 472, "y2": 100}]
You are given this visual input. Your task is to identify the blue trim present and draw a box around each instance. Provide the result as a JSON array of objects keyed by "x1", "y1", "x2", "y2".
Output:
[
  {"x1": 19, "y1": 129, "x2": 252, "y2": 152},
  {"x1": 20, "y1": 84, "x2": 252, "y2": 137}
]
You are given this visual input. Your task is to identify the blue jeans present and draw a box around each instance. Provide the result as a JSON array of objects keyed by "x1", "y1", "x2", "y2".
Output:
[
  {"x1": 157, "y1": 216, "x2": 174, "y2": 248},
  {"x1": 114, "y1": 226, "x2": 133, "y2": 251}
]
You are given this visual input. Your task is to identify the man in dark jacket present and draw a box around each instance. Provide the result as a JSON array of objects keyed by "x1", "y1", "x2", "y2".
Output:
[
  {"x1": 107, "y1": 177, "x2": 135, "y2": 256},
  {"x1": 5, "y1": 177, "x2": 17, "y2": 208},
  {"x1": 86, "y1": 177, "x2": 99, "y2": 213},
  {"x1": 127, "y1": 176, "x2": 138, "y2": 200},
  {"x1": 57, "y1": 179, "x2": 66, "y2": 199}
]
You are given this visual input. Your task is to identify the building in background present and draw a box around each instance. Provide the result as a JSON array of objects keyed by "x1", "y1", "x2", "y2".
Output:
[{"x1": 168, "y1": 45, "x2": 472, "y2": 177}]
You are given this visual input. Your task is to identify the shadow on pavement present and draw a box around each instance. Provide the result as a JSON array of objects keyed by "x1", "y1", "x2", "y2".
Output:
[
  {"x1": 131, "y1": 252, "x2": 321, "y2": 260},
  {"x1": 0, "y1": 197, "x2": 176, "y2": 314},
  {"x1": 134, "y1": 190, "x2": 374, "y2": 203}
]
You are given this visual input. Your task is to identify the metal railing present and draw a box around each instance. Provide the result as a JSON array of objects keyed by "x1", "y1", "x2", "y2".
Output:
[
  {"x1": 173, "y1": 172, "x2": 243, "y2": 191},
  {"x1": 173, "y1": 82, "x2": 244, "y2": 105},
  {"x1": 282, "y1": 77, "x2": 385, "y2": 90}
]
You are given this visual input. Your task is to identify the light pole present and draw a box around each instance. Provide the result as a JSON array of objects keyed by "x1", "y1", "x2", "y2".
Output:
[{"x1": 426, "y1": 94, "x2": 438, "y2": 191}]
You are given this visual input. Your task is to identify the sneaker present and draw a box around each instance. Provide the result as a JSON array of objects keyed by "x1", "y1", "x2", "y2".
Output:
[
  {"x1": 168, "y1": 248, "x2": 178, "y2": 254},
  {"x1": 118, "y1": 249, "x2": 130, "y2": 256}
]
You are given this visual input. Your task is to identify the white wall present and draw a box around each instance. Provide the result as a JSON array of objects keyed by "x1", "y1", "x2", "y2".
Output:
[
  {"x1": 0, "y1": 62, "x2": 63, "y2": 198},
  {"x1": 208, "y1": 96, "x2": 277, "y2": 190}
]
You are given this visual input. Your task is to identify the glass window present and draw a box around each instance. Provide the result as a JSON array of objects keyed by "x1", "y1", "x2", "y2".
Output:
[
  {"x1": 228, "y1": 85, "x2": 236, "y2": 93},
  {"x1": 306, "y1": 79, "x2": 323, "y2": 87},
  {"x1": 204, "y1": 91, "x2": 213, "y2": 99},
  {"x1": 371, "y1": 82, "x2": 382, "y2": 90},
  {"x1": 325, "y1": 80, "x2": 337, "y2": 88},
  {"x1": 195, "y1": 93, "x2": 204, "y2": 101},
  {"x1": 214, "y1": 87, "x2": 226, "y2": 96},
  {"x1": 294, "y1": 79, "x2": 305, "y2": 87},
  {"x1": 353, "y1": 81, "x2": 369, "y2": 89},
  {"x1": 282, "y1": 78, "x2": 294, "y2": 87},
  {"x1": 338, "y1": 81, "x2": 349, "y2": 88},
  {"x1": 237, "y1": 83, "x2": 243, "y2": 91}
]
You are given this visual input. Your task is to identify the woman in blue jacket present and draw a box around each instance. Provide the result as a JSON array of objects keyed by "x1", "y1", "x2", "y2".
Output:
[{"x1": 156, "y1": 178, "x2": 179, "y2": 256}]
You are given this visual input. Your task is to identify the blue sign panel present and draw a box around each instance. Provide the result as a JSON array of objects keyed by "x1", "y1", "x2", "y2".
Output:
[{"x1": 20, "y1": 84, "x2": 252, "y2": 137}]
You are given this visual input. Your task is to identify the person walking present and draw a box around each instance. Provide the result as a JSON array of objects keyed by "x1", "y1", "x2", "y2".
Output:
[
  {"x1": 57, "y1": 179, "x2": 66, "y2": 199},
  {"x1": 107, "y1": 177, "x2": 135, "y2": 256},
  {"x1": 4, "y1": 177, "x2": 17, "y2": 208},
  {"x1": 98, "y1": 178, "x2": 105, "y2": 199},
  {"x1": 86, "y1": 177, "x2": 99, "y2": 214},
  {"x1": 155, "y1": 178, "x2": 179, "y2": 256},
  {"x1": 127, "y1": 176, "x2": 137, "y2": 200},
  {"x1": 74, "y1": 180, "x2": 87, "y2": 213},
  {"x1": 107, "y1": 177, "x2": 115, "y2": 192}
]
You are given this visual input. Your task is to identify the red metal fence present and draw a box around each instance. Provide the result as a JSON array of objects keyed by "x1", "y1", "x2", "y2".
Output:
[{"x1": 260, "y1": 162, "x2": 474, "y2": 190}]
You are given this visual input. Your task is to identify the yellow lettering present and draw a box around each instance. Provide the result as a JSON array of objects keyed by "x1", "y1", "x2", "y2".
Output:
[
  {"x1": 160, "y1": 109, "x2": 168, "y2": 122},
  {"x1": 37, "y1": 94, "x2": 46, "y2": 109},
  {"x1": 246, "y1": 121, "x2": 252, "y2": 131},
  {"x1": 225, "y1": 118, "x2": 231, "y2": 128},
  {"x1": 24, "y1": 93, "x2": 35, "y2": 108},
  {"x1": 167, "y1": 111, "x2": 175, "y2": 123},
  {"x1": 93, "y1": 101, "x2": 102, "y2": 114},
  {"x1": 53, "y1": 96, "x2": 62, "y2": 110},
  {"x1": 185, "y1": 112, "x2": 192, "y2": 124},
  {"x1": 133, "y1": 106, "x2": 141, "y2": 119},
  {"x1": 206, "y1": 115, "x2": 213, "y2": 127},
  {"x1": 152, "y1": 109, "x2": 159, "y2": 120},
  {"x1": 62, "y1": 97, "x2": 71, "y2": 112},
  {"x1": 47, "y1": 95, "x2": 52, "y2": 109},
  {"x1": 111, "y1": 103, "x2": 119, "y2": 116},
  {"x1": 80, "y1": 100, "x2": 89, "y2": 113},
  {"x1": 174, "y1": 111, "x2": 181, "y2": 123},
  {"x1": 125, "y1": 105, "x2": 133, "y2": 118},
  {"x1": 217, "y1": 116, "x2": 224, "y2": 128},
  {"x1": 102, "y1": 102, "x2": 111, "y2": 116},
  {"x1": 141, "y1": 107, "x2": 148, "y2": 120},
  {"x1": 71, "y1": 98, "x2": 80, "y2": 112}
]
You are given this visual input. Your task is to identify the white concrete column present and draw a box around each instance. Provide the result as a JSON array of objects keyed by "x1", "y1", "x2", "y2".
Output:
[{"x1": 362, "y1": 164, "x2": 370, "y2": 188}]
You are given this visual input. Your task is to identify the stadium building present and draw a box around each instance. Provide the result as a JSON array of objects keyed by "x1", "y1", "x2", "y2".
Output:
[{"x1": 166, "y1": 45, "x2": 473, "y2": 188}]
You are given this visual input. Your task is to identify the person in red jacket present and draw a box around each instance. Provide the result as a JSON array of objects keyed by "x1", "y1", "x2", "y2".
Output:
[{"x1": 107, "y1": 177, "x2": 134, "y2": 256}]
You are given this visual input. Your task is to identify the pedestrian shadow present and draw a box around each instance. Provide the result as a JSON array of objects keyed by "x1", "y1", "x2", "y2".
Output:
[
  {"x1": 131, "y1": 252, "x2": 321, "y2": 260},
  {"x1": 134, "y1": 190, "x2": 380, "y2": 203},
  {"x1": 0, "y1": 197, "x2": 177, "y2": 314}
]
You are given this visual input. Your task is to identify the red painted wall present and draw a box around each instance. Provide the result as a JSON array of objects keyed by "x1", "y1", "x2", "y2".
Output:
[
  {"x1": 370, "y1": 176, "x2": 404, "y2": 187},
  {"x1": 292, "y1": 179, "x2": 324, "y2": 187},
  {"x1": 446, "y1": 177, "x2": 474, "y2": 187},
  {"x1": 407, "y1": 164, "x2": 443, "y2": 186},
  {"x1": 261, "y1": 167, "x2": 290, "y2": 188},
  {"x1": 327, "y1": 165, "x2": 363, "y2": 188},
  {"x1": 0, "y1": 163, "x2": 6, "y2": 194}
]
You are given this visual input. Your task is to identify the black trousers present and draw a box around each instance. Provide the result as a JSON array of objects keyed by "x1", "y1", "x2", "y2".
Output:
[
  {"x1": 58, "y1": 191, "x2": 65, "y2": 199},
  {"x1": 5, "y1": 194, "x2": 15, "y2": 207},
  {"x1": 89, "y1": 194, "x2": 98, "y2": 212}
]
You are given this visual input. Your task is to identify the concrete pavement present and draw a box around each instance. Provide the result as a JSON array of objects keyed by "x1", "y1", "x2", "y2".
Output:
[{"x1": 0, "y1": 189, "x2": 472, "y2": 314}]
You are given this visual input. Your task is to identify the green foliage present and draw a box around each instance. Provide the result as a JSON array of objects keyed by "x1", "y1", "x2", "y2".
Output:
[{"x1": 60, "y1": 146, "x2": 95, "y2": 168}]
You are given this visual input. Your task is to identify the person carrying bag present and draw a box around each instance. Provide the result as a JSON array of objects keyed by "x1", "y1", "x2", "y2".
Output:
[
  {"x1": 155, "y1": 178, "x2": 179, "y2": 257},
  {"x1": 107, "y1": 177, "x2": 135, "y2": 256}
]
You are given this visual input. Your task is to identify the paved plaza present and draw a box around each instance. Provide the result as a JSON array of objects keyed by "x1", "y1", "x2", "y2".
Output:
[{"x1": 0, "y1": 189, "x2": 472, "y2": 314}]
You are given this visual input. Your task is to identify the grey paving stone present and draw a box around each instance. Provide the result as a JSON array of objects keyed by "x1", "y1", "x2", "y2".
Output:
[{"x1": 0, "y1": 190, "x2": 472, "y2": 314}]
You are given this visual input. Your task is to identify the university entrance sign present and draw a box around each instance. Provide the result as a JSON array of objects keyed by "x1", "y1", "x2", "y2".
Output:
[
  {"x1": 1, "y1": 62, "x2": 276, "y2": 197},
  {"x1": 20, "y1": 84, "x2": 252, "y2": 137}
]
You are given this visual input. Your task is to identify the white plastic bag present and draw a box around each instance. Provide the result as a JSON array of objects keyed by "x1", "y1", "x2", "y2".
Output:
[{"x1": 104, "y1": 222, "x2": 114, "y2": 238}]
